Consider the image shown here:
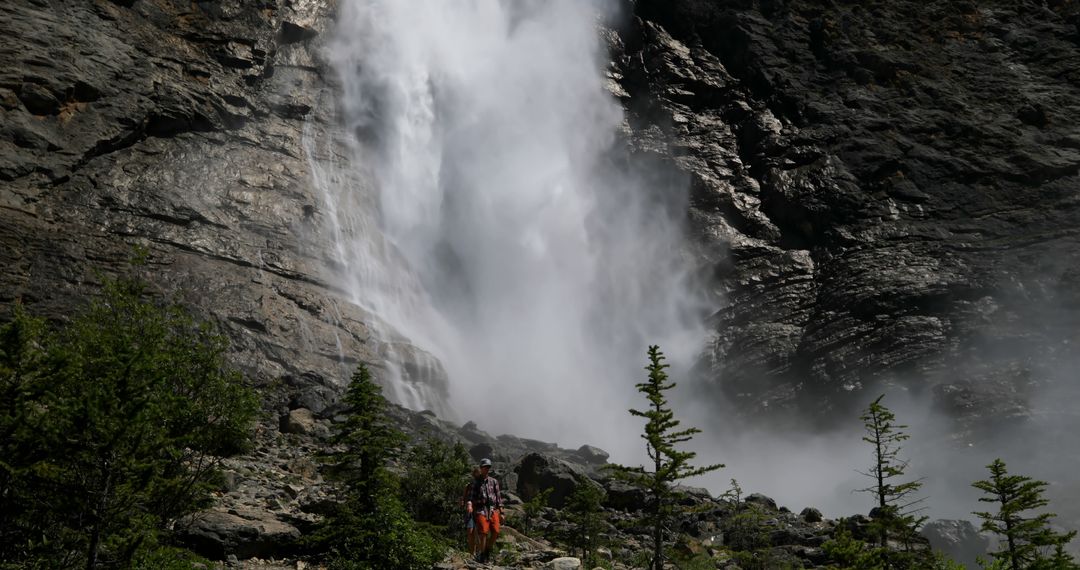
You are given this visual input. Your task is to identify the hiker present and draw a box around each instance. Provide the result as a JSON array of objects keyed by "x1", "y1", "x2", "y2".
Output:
[
  {"x1": 462, "y1": 466, "x2": 483, "y2": 557},
  {"x1": 466, "y1": 458, "x2": 503, "y2": 563}
]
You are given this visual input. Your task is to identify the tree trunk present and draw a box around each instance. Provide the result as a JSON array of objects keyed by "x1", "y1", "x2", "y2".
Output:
[
  {"x1": 86, "y1": 524, "x2": 101, "y2": 570},
  {"x1": 653, "y1": 523, "x2": 662, "y2": 570},
  {"x1": 86, "y1": 462, "x2": 114, "y2": 570},
  {"x1": 1004, "y1": 516, "x2": 1018, "y2": 570},
  {"x1": 870, "y1": 413, "x2": 888, "y2": 549}
]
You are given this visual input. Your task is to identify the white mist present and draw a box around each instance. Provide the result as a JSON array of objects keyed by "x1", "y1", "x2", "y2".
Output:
[{"x1": 317, "y1": 0, "x2": 706, "y2": 457}]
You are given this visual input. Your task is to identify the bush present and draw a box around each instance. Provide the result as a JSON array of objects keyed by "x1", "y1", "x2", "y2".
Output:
[
  {"x1": 317, "y1": 489, "x2": 443, "y2": 570},
  {"x1": 822, "y1": 524, "x2": 888, "y2": 570}
]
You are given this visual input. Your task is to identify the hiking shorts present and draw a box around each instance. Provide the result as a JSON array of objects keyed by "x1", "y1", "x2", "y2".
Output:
[
  {"x1": 464, "y1": 512, "x2": 475, "y2": 530},
  {"x1": 475, "y1": 509, "x2": 500, "y2": 535}
]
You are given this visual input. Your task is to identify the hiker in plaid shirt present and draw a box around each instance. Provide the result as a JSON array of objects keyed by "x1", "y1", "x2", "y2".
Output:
[{"x1": 465, "y1": 458, "x2": 503, "y2": 563}]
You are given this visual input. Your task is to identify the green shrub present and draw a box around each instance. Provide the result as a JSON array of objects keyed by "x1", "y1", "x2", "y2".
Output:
[
  {"x1": 317, "y1": 490, "x2": 443, "y2": 570},
  {"x1": 822, "y1": 524, "x2": 886, "y2": 569},
  {"x1": 132, "y1": 544, "x2": 214, "y2": 569}
]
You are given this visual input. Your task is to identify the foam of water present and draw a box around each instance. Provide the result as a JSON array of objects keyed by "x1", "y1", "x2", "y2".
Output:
[{"x1": 313, "y1": 0, "x2": 706, "y2": 457}]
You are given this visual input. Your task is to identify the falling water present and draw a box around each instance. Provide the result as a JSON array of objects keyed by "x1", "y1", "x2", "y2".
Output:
[{"x1": 314, "y1": 0, "x2": 706, "y2": 453}]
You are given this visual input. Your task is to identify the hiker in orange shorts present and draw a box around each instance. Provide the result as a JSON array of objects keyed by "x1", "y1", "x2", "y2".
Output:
[{"x1": 466, "y1": 458, "x2": 503, "y2": 563}]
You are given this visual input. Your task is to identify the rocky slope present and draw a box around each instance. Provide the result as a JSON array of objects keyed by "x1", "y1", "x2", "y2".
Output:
[{"x1": 177, "y1": 400, "x2": 943, "y2": 569}]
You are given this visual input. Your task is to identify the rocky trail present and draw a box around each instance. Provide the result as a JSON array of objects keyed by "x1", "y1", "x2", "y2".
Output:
[{"x1": 170, "y1": 403, "x2": 982, "y2": 569}]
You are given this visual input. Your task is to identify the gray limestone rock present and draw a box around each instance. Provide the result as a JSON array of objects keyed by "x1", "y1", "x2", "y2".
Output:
[
  {"x1": 0, "y1": 0, "x2": 446, "y2": 417},
  {"x1": 602, "y1": 479, "x2": 647, "y2": 511},
  {"x1": 921, "y1": 519, "x2": 990, "y2": 569},
  {"x1": 574, "y1": 444, "x2": 610, "y2": 465},
  {"x1": 515, "y1": 452, "x2": 599, "y2": 509},
  {"x1": 5, "y1": 0, "x2": 1078, "y2": 455},
  {"x1": 745, "y1": 493, "x2": 778, "y2": 512},
  {"x1": 280, "y1": 408, "x2": 316, "y2": 435},
  {"x1": 176, "y1": 508, "x2": 300, "y2": 560},
  {"x1": 545, "y1": 558, "x2": 583, "y2": 570},
  {"x1": 800, "y1": 507, "x2": 824, "y2": 524}
]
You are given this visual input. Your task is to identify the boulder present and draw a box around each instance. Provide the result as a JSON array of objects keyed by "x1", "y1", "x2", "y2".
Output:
[
  {"x1": 800, "y1": 507, "x2": 823, "y2": 523},
  {"x1": 841, "y1": 515, "x2": 874, "y2": 542},
  {"x1": 461, "y1": 421, "x2": 493, "y2": 445},
  {"x1": 674, "y1": 484, "x2": 713, "y2": 506},
  {"x1": 469, "y1": 442, "x2": 495, "y2": 463},
  {"x1": 545, "y1": 557, "x2": 582, "y2": 570},
  {"x1": 921, "y1": 519, "x2": 990, "y2": 569},
  {"x1": 176, "y1": 508, "x2": 300, "y2": 560},
  {"x1": 603, "y1": 479, "x2": 647, "y2": 511},
  {"x1": 280, "y1": 408, "x2": 316, "y2": 435},
  {"x1": 515, "y1": 452, "x2": 595, "y2": 509},
  {"x1": 285, "y1": 372, "x2": 338, "y2": 418},
  {"x1": 574, "y1": 444, "x2": 610, "y2": 464},
  {"x1": 745, "y1": 493, "x2": 778, "y2": 511},
  {"x1": 296, "y1": 487, "x2": 335, "y2": 516}
]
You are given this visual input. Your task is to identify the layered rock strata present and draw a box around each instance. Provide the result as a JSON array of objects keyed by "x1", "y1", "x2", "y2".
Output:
[
  {"x1": 613, "y1": 0, "x2": 1080, "y2": 429},
  {"x1": 0, "y1": 0, "x2": 445, "y2": 407},
  {"x1": 3, "y1": 0, "x2": 1079, "y2": 460}
]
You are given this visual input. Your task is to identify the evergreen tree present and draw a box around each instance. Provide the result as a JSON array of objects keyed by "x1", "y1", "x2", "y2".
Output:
[
  {"x1": 721, "y1": 479, "x2": 771, "y2": 565},
  {"x1": 822, "y1": 523, "x2": 888, "y2": 570},
  {"x1": 821, "y1": 523, "x2": 970, "y2": 569},
  {"x1": 399, "y1": 438, "x2": 472, "y2": 541},
  {"x1": 309, "y1": 364, "x2": 441, "y2": 570},
  {"x1": 0, "y1": 303, "x2": 59, "y2": 568},
  {"x1": 326, "y1": 364, "x2": 407, "y2": 503},
  {"x1": 562, "y1": 483, "x2": 606, "y2": 567},
  {"x1": 521, "y1": 487, "x2": 553, "y2": 536},
  {"x1": 972, "y1": 459, "x2": 1077, "y2": 570},
  {"x1": 857, "y1": 394, "x2": 926, "y2": 558},
  {"x1": 0, "y1": 277, "x2": 259, "y2": 569},
  {"x1": 608, "y1": 345, "x2": 723, "y2": 570}
]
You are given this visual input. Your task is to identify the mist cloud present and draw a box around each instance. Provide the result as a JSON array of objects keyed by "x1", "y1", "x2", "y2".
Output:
[{"x1": 320, "y1": 0, "x2": 703, "y2": 456}]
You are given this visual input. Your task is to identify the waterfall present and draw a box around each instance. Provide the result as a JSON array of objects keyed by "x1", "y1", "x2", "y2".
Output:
[{"x1": 314, "y1": 0, "x2": 706, "y2": 451}]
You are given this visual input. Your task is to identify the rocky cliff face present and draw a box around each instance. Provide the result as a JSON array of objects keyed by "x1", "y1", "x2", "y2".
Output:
[
  {"x1": 614, "y1": 0, "x2": 1080, "y2": 431},
  {"x1": 3, "y1": 0, "x2": 1079, "y2": 433},
  {"x1": 1, "y1": 0, "x2": 446, "y2": 413}
]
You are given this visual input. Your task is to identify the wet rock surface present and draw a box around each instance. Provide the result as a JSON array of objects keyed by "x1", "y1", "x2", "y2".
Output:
[
  {"x1": 0, "y1": 0, "x2": 445, "y2": 407},
  {"x1": 614, "y1": 0, "x2": 1080, "y2": 429}
]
